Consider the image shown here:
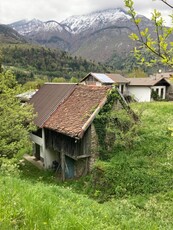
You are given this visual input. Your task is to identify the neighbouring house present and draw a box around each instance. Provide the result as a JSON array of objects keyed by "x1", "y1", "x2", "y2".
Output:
[
  {"x1": 150, "y1": 72, "x2": 173, "y2": 100},
  {"x1": 126, "y1": 77, "x2": 170, "y2": 102},
  {"x1": 29, "y1": 83, "x2": 130, "y2": 180},
  {"x1": 80, "y1": 72, "x2": 171, "y2": 102},
  {"x1": 81, "y1": 72, "x2": 129, "y2": 94}
]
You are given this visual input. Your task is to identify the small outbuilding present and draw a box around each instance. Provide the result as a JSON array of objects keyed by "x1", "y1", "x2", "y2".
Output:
[{"x1": 29, "y1": 83, "x2": 129, "y2": 180}]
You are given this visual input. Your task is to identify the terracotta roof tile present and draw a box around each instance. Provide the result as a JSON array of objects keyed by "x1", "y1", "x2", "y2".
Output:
[{"x1": 44, "y1": 85, "x2": 109, "y2": 138}]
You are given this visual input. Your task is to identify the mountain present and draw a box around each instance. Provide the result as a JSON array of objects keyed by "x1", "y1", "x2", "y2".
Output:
[
  {"x1": 9, "y1": 8, "x2": 154, "y2": 63},
  {"x1": 10, "y1": 19, "x2": 71, "y2": 50},
  {"x1": 0, "y1": 24, "x2": 27, "y2": 44}
]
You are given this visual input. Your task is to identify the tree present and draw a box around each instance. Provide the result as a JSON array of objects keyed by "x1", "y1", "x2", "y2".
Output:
[
  {"x1": 0, "y1": 70, "x2": 35, "y2": 158},
  {"x1": 128, "y1": 68, "x2": 148, "y2": 78},
  {"x1": 0, "y1": 51, "x2": 3, "y2": 73},
  {"x1": 52, "y1": 77, "x2": 67, "y2": 83},
  {"x1": 124, "y1": 0, "x2": 173, "y2": 67}
]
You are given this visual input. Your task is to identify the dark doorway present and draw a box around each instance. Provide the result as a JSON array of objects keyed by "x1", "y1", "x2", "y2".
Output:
[
  {"x1": 65, "y1": 156, "x2": 75, "y2": 179},
  {"x1": 35, "y1": 143, "x2": 40, "y2": 160}
]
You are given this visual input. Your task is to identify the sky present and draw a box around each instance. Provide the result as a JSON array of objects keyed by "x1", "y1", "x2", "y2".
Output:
[{"x1": 0, "y1": 0, "x2": 172, "y2": 25}]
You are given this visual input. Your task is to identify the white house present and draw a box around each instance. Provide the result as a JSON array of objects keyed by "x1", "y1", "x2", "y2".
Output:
[{"x1": 126, "y1": 77, "x2": 170, "y2": 102}]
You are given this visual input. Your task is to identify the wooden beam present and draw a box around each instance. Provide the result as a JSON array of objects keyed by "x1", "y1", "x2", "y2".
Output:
[
  {"x1": 61, "y1": 149, "x2": 65, "y2": 181},
  {"x1": 76, "y1": 154, "x2": 91, "y2": 159}
]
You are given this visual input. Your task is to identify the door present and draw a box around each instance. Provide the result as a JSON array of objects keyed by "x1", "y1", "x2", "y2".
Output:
[{"x1": 65, "y1": 156, "x2": 75, "y2": 179}]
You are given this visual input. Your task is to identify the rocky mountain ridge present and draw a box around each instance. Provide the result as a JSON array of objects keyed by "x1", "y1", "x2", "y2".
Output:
[{"x1": 9, "y1": 8, "x2": 153, "y2": 63}]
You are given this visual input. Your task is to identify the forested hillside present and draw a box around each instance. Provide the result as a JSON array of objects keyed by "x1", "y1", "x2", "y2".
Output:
[{"x1": 1, "y1": 44, "x2": 110, "y2": 84}]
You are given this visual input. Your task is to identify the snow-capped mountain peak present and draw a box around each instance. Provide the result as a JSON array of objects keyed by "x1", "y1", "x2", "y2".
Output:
[
  {"x1": 61, "y1": 8, "x2": 131, "y2": 34},
  {"x1": 10, "y1": 19, "x2": 64, "y2": 35}
]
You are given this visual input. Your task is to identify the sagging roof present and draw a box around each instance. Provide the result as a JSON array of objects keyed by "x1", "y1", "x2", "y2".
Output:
[
  {"x1": 126, "y1": 77, "x2": 170, "y2": 86},
  {"x1": 29, "y1": 83, "x2": 76, "y2": 127},
  {"x1": 44, "y1": 85, "x2": 109, "y2": 139}
]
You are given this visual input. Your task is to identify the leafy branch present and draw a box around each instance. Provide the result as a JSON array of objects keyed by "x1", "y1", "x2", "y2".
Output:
[{"x1": 124, "y1": 0, "x2": 173, "y2": 67}]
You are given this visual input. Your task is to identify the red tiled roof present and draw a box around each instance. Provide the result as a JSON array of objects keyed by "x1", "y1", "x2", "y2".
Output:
[
  {"x1": 29, "y1": 83, "x2": 76, "y2": 127},
  {"x1": 44, "y1": 85, "x2": 109, "y2": 138}
]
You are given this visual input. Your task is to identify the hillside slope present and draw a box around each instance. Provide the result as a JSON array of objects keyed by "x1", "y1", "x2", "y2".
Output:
[
  {"x1": 0, "y1": 24, "x2": 27, "y2": 44},
  {"x1": 1, "y1": 44, "x2": 110, "y2": 83}
]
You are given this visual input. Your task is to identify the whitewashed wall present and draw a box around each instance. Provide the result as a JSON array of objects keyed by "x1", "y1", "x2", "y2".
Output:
[
  {"x1": 128, "y1": 86, "x2": 151, "y2": 102},
  {"x1": 30, "y1": 128, "x2": 58, "y2": 169}
]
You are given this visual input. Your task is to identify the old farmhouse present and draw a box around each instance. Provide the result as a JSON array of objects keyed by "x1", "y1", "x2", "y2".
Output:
[{"x1": 29, "y1": 83, "x2": 126, "y2": 180}]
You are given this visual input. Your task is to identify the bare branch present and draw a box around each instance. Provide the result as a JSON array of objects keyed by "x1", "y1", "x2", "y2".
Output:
[{"x1": 160, "y1": 0, "x2": 173, "y2": 9}]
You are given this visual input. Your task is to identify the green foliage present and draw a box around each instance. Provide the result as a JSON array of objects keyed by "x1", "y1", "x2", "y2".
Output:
[
  {"x1": 94, "y1": 87, "x2": 121, "y2": 159},
  {"x1": 1, "y1": 160, "x2": 173, "y2": 229},
  {"x1": 1, "y1": 44, "x2": 111, "y2": 84},
  {"x1": 94, "y1": 87, "x2": 137, "y2": 159},
  {"x1": 52, "y1": 77, "x2": 67, "y2": 83},
  {"x1": 0, "y1": 70, "x2": 35, "y2": 158},
  {"x1": 88, "y1": 102, "x2": 173, "y2": 201},
  {"x1": 107, "y1": 52, "x2": 167, "y2": 75},
  {"x1": 124, "y1": 0, "x2": 173, "y2": 67},
  {"x1": 127, "y1": 68, "x2": 148, "y2": 78}
]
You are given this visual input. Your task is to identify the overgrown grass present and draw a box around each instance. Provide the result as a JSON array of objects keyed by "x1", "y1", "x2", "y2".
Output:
[
  {"x1": 1, "y1": 173, "x2": 173, "y2": 229},
  {"x1": 85, "y1": 102, "x2": 173, "y2": 201},
  {"x1": 1, "y1": 101, "x2": 173, "y2": 229}
]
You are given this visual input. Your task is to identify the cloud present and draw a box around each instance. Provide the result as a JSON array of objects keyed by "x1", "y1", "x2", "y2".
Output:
[{"x1": 0, "y1": 0, "x2": 172, "y2": 24}]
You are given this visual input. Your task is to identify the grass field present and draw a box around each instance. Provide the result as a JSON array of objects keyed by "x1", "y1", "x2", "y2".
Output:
[{"x1": 1, "y1": 102, "x2": 173, "y2": 229}]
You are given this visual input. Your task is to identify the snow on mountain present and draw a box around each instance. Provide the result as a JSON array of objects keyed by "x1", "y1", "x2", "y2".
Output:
[
  {"x1": 61, "y1": 8, "x2": 131, "y2": 34},
  {"x1": 10, "y1": 19, "x2": 64, "y2": 36},
  {"x1": 9, "y1": 8, "x2": 131, "y2": 36}
]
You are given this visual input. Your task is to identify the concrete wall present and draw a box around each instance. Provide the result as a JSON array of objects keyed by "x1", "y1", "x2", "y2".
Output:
[{"x1": 128, "y1": 86, "x2": 151, "y2": 102}]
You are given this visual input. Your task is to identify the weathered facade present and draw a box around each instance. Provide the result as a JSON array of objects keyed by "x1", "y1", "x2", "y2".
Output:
[{"x1": 29, "y1": 83, "x2": 109, "y2": 180}]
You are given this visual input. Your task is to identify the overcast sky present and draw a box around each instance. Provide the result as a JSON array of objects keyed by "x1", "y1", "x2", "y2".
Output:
[{"x1": 0, "y1": 0, "x2": 172, "y2": 25}]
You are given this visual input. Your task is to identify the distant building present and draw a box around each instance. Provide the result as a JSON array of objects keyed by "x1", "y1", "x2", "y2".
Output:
[
  {"x1": 81, "y1": 72, "x2": 170, "y2": 102},
  {"x1": 80, "y1": 72, "x2": 129, "y2": 95}
]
